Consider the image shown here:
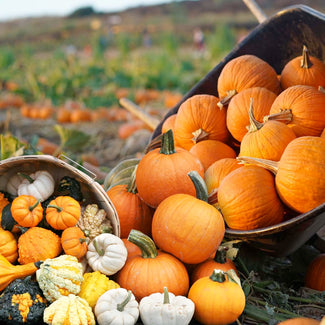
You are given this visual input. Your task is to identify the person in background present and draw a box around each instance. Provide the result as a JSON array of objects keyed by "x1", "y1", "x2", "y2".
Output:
[{"x1": 193, "y1": 27, "x2": 205, "y2": 52}]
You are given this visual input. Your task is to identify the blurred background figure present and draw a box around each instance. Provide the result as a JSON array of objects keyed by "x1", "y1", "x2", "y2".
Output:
[
  {"x1": 142, "y1": 27, "x2": 152, "y2": 47},
  {"x1": 193, "y1": 27, "x2": 205, "y2": 52}
]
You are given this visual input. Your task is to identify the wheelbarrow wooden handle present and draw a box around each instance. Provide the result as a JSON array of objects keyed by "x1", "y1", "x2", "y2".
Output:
[{"x1": 242, "y1": 0, "x2": 268, "y2": 23}]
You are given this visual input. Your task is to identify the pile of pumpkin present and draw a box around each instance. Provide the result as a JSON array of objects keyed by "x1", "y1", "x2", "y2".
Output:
[{"x1": 0, "y1": 44, "x2": 324, "y2": 325}]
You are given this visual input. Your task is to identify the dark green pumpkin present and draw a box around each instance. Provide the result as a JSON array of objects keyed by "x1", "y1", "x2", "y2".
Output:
[
  {"x1": 56, "y1": 176, "x2": 83, "y2": 201},
  {"x1": 0, "y1": 277, "x2": 48, "y2": 324},
  {"x1": 1, "y1": 203, "x2": 19, "y2": 232}
]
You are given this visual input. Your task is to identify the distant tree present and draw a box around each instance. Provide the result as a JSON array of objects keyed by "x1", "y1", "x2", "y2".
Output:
[{"x1": 68, "y1": 6, "x2": 96, "y2": 18}]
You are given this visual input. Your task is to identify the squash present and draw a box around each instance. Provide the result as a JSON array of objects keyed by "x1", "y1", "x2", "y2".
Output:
[
  {"x1": 46, "y1": 196, "x2": 81, "y2": 230},
  {"x1": 136, "y1": 129, "x2": 204, "y2": 208},
  {"x1": 305, "y1": 254, "x2": 325, "y2": 291},
  {"x1": 11, "y1": 195, "x2": 43, "y2": 228},
  {"x1": 152, "y1": 171, "x2": 225, "y2": 264},
  {"x1": 116, "y1": 230, "x2": 189, "y2": 302},
  {"x1": 173, "y1": 94, "x2": 229, "y2": 150},
  {"x1": 218, "y1": 165, "x2": 284, "y2": 230},
  {"x1": 226, "y1": 87, "x2": 277, "y2": 142},
  {"x1": 56, "y1": 176, "x2": 83, "y2": 202},
  {"x1": 78, "y1": 271, "x2": 120, "y2": 309},
  {"x1": 6, "y1": 173, "x2": 25, "y2": 196},
  {"x1": 61, "y1": 226, "x2": 88, "y2": 260},
  {"x1": 43, "y1": 294, "x2": 95, "y2": 325},
  {"x1": 239, "y1": 98, "x2": 296, "y2": 161},
  {"x1": 0, "y1": 228, "x2": 18, "y2": 263},
  {"x1": 0, "y1": 277, "x2": 48, "y2": 324},
  {"x1": 0, "y1": 192, "x2": 10, "y2": 218},
  {"x1": 217, "y1": 54, "x2": 281, "y2": 108},
  {"x1": 189, "y1": 139, "x2": 236, "y2": 171},
  {"x1": 238, "y1": 136, "x2": 325, "y2": 214},
  {"x1": 36, "y1": 254, "x2": 84, "y2": 302},
  {"x1": 280, "y1": 45, "x2": 325, "y2": 90},
  {"x1": 266, "y1": 85, "x2": 325, "y2": 137},
  {"x1": 1, "y1": 203, "x2": 20, "y2": 233},
  {"x1": 18, "y1": 227, "x2": 62, "y2": 264},
  {"x1": 188, "y1": 269, "x2": 245, "y2": 325}
]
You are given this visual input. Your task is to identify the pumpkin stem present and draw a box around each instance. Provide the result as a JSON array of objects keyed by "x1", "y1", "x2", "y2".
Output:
[
  {"x1": 210, "y1": 269, "x2": 226, "y2": 283},
  {"x1": 236, "y1": 156, "x2": 279, "y2": 175},
  {"x1": 117, "y1": 290, "x2": 132, "y2": 312},
  {"x1": 93, "y1": 239, "x2": 105, "y2": 256},
  {"x1": 159, "y1": 129, "x2": 176, "y2": 155},
  {"x1": 208, "y1": 187, "x2": 219, "y2": 205},
  {"x1": 17, "y1": 172, "x2": 34, "y2": 184},
  {"x1": 301, "y1": 45, "x2": 313, "y2": 69},
  {"x1": 187, "y1": 171, "x2": 208, "y2": 202},
  {"x1": 47, "y1": 204, "x2": 63, "y2": 212},
  {"x1": 192, "y1": 128, "x2": 209, "y2": 144},
  {"x1": 29, "y1": 199, "x2": 41, "y2": 212},
  {"x1": 214, "y1": 246, "x2": 227, "y2": 264},
  {"x1": 128, "y1": 229, "x2": 157, "y2": 259},
  {"x1": 263, "y1": 109, "x2": 293, "y2": 124},
  {"x1": 126, "y1": 166, "x2": 138, "y2": 194},
  {"x1": 100, "y1": 224, "x2": 113, "y2": 234},
  {"x1": 247, "y1": 98, "x2": 264, "y2": 132},
  {"x1": 79, "y1": 238, "x2": 89, "y2": 245},
  {"x1": 217, "y1": 89, "x2": 237, "y2": 108},
  {"x1": 163, "y1": 287, "x2": 170, "y2": 304}
]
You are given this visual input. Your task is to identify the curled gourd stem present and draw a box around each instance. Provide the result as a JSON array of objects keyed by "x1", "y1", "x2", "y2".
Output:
[
  {"x1": 93, "y1": 239, "x2": 105, "y2": 256},
  {"x1": 192, "y1": 128, "x2": 209, "y2": 143},
  {"x1": 128, "y1": 229, "x2": 157, "y2": 259},
  {"x1": 217, "y1": 89, "x2": 237, "y2": 109},
  {"x1": 29, "y1": 199, "x2": 41, "y2": 212},
  {"x1": 236, "y1": 156, "x2": 279, "y2": 175},
  {"x1": 247, "y1": 98, "x2": 264, "y2": 132},
  {"x1": 263, "y1": 109, "x2": 293, "y2": 124},
  {"x1": 163, "y1": 287, "x2": 170, "y2": 304},
  {"x1": 187, "y1": 171, "x2": 208, "y2": 202},
  {"x1": 301, "y1": 45, "x2": 313, "y2": 69},
  {"x1": 159, "y1": 129, "x2": 176, "y2": 155},
  {"x1": 117, "y1": 290, "x2": 132, "y2": 312}
]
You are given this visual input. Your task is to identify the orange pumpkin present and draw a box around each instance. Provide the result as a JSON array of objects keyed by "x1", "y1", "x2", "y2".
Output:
[
  {"x1": 11, "y1": 195, "x2": 43, "y2": 227},
  {"x1": 0, "y1": 228, "x2": 18, "y2": 263},
  {"x1": 280, "y1": 45, "x2": 325, "y2": 90},
  {"x1": 118, "y1": 120, "x2": 146, "y2": 139},
  {"x1": 61, "y1": 227, "x2": 88, "y2": 260},
  {"x1": 188, "y1": 269, "x2": 245, "y2": 325},
  {"x1": 135, "y1": 129, "x2": 204, "y2": 208},
  {"x1": 217, "y1": 55, "x2": 281, "y2": 108},
  {"x1": 305, "y1": 254, "x2": 325, "y2": 291},
  {"x1": 116, "y1": 230, "x2": 189, "y2": 301},
  {"x1": 46, "y1": 196, "x2": 81, "y2": 230},
  {"x1": 267, "y1": 85, "x2": 325, "y2": 137},
  {"x1": 226, "y1": 87, "x2": 277, "y2": 142},
  {"x1": 161, "y1": 114, "x2": 177, "y2": 134},
  {"x1": 218, "y1": 165, "x2": 284, "y2": 230},
  {"x1": 56, "y1": 106, "x2": 71, "y2": 123},
  {"x1": 189, "y1": 139, "x2": 236, "y2": 171},
  {"x1": 121, "y1": 238, "x2": 141, "y2": 261},
  {"x1": 239, "y1": 98, "x2": 296, "y2": 161},
  {"x1": 152, "y1": 171, "x2": 225, "y2": 264},
  {"x1": 277, "y1": 318, "x2": 320, "y2": 325},
  {"x1": 321, "y1": 128, "x2": 325, "y2": 138},
  {"x1": 173, "y1": 94, "x2": 229, "y2": 150}
]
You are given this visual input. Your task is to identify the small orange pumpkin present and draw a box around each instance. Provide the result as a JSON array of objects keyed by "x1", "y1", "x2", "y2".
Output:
[
  {"x1": 305, "y1": 254, "x2": 325, "y2": 291},
  {"x1": 46, "y1": 196, "x2": 81, "y2": 230},
  {"x1": 0, "y1": 228, "x2": 18, "y2": 263},
  {"x1": 61, "y1": 227, "x2": 88, "y2": 260},
  {"x1": 161, "y1": 114, "x2": 177, "y2": 134},
  {"x1": 277, "y1": 318, "x2": 320, "y2": 325}
]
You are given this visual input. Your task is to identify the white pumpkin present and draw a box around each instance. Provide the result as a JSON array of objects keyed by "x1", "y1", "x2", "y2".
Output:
[{"x1": 6, "y1": 173, "x2": 25, "y2": 195}]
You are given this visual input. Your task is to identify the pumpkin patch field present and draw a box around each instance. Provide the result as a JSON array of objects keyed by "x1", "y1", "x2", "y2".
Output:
[{"x1": 1, "y1": 3, "x2": 325, "y2": 325}]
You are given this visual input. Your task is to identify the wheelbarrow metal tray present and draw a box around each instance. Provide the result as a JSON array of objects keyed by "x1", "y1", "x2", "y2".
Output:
[{"x1": 151, "y1": 4, "x2": 325, "y2": 257}]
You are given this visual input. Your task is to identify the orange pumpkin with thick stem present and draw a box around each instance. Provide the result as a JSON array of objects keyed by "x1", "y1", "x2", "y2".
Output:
[
  {"x1": 173, "y1": 94, "x2": 229, "y2": 150},
  {"x1": 217, "y1": 55, "x2": 281, "y2": 108},
  {"x1": 61, "y1": 227, "x2": 88, "y2": 260},
  {"x1": 189, "y1": 139, "x2": 236, "y2": 171},
  {"x1": 238, "y1": 136, "x2": 325, "y2": 214},
  {"x1": 266, "y1": 85, "x2": 325, "y2": 137},
  {"x1": 152, "y1": 171, "x2": 225, "y2": 264},
  {"x1": 136, "y1": 129, "x2": 204, "y2": 208},
  {"x1": 0, "y1": 228, "x2": 18, "y2": 263},
  {"x1": 305, "y1": 254, "x2": 325, "y2": 291},
  {"x1": 239, "y1": 98, "x2": 296, "y2": 161},
  {"x1": 11, "y1": 195, "x2": 43, "y2": 227},
  {"x1": 218, "y1": 165, "x2": 284, "y2": 230},
  {"x1": 106, "y1": 170, "x2": 154, "y2": 238},
  {"x1": 46, "y1": 196, "x2": 81, "y2": 230},
  {"x1": 116, "y1": 229, "x2": 189, "y2": 302},
  {"x1": 226, "y1": 87, "x2": 277, "y2": 142},
  {"x1": 280, "y1": 45, "x2": 325, "y2": 90}
]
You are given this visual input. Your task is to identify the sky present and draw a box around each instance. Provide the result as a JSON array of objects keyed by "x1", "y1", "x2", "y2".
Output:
[{"x1": 0, "y1": 0, "x2": 175, "y2": 22}]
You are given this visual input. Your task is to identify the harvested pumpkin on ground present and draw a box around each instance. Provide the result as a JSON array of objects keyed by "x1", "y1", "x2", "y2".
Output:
[
  {"x1": 43, "y1": 294, "x2": 95, "y2": 325},
  {"x1": 0, "y1": 277, "x2": 48, "y2": 325},
  {"x1": 36, "y1": 254, "x2": 83, "y2": 302},
  {"x1": 305, "y1": 253, "x2": 325, "y2": 291},
  {"x1": 78, "y1": 271, "x2": 120, "y2": 309}
]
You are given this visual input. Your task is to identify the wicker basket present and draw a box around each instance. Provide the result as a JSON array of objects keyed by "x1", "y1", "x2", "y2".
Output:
[{"x1": 0, "y1": 155, "x2": 120, "y2": 236}]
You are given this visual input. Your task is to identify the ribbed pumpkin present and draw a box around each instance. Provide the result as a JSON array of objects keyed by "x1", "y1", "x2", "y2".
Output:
[
  {"x1": 280, "y1": 45, "x2": 325, "y2": 90},
  {"x1": 321, "y1": 128, "x2": 325, "y2": 138},
  {"x1": 217, "y1": 55, "x2": 281, "y2": 108},
  {"x1": 305, "y1": 254, "x2": 325, "y2": 291},
  {"x1": 205, "y1": 158, "x2": 243, "y2": 206},
  {"x1": 218, "y1": 165, "x2": 284, "y2": 230},
  {"x1": 239, "y1": 98, "x2": 296, "y2": 161},
  {"x1": 266, "y1": 85, "x2": 325, "y2": 137},
  {"x1": 116, "y1": 230, "x2": 189, "y2": 302},
  {"x1": 152, "y1": 171, "x2": 225, "y2": 264},
  {"x1": 18, "y1": 227, "x2": 62, "y2": 264},
  {"x1": 135, "y1": 129, "x2": 204, "y2": 208},
  {"x1": 106, "y1": 170, "x2": 154, "y2": 238},
  {"x1": 121, "y1": 238, "x2": 141, "y2": 261},
  {"x1": 0, "y1": 228, "x2": 18, "y2": 263},
  {"x1": 173, "y1": 94, "x2": 229, "y2": 150},
  {"x1": 61, "y1": 226, "x2": 88, "y2": 260},
  {"x1": 226, "y1": 87, "x2": 277, "y2": 142},
  {"x1": 189, "y1": 139, "x2": 236, "y2": 171},
  {"x1": 238, "y1": 136, "x2": 325, "y2": 214},
  {"x1": 277, "y1": 318, "x2": 320, "y2": 325},
  {"x1": 161, "y1": 114, "x2": 177, "y2": 134}
]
